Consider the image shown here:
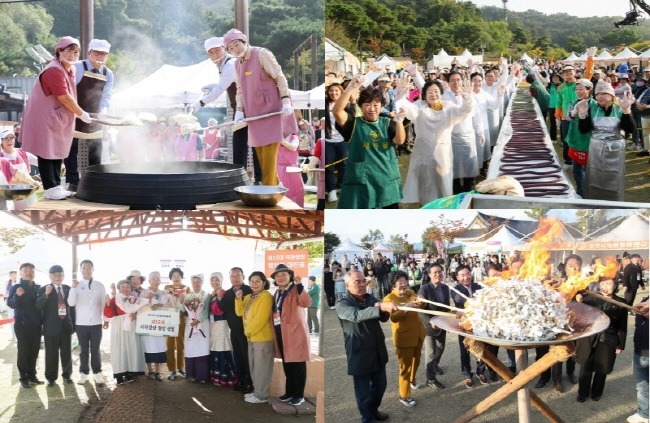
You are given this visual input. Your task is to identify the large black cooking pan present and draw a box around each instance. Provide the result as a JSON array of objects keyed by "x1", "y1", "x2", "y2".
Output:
[{"x1": 76, "y1": 161, "x2": 250, "y2": 209}]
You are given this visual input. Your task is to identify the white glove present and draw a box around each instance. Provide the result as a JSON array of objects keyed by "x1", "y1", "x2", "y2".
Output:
[
  {"x1": 234, "y1": 111, "x2": 245, "y2": 123},
  {"x1": 477, "y1": 133, "x2": 485, "y2": 146},
  {"x1": 282, "y1": 102, "x2": 294, "y2": 115},
  {"x1": 302, "y1": 156, "x2": 320, "y2": 172},
  {"x1": 77, "y1": 111, "x2": 92, "y2": 124},
  {"x1": 191, "y1": 101, "x2": 202, "y2": 112}
]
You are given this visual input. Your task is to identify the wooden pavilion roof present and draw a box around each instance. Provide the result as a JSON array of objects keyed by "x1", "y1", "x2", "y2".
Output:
[{"x1": 7, "y1": 210, "x2": 323, "y2": 245}]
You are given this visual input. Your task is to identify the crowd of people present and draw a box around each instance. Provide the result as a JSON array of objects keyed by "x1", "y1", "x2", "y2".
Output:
[
  {"x1": 331, "y1": 250, "x2": 648, "y2": 423},
  {"x1": 3, "y1": 31, "x2": 325, "y2": 208},
  {"x1": 4, "y1": 260, "x2": 318, "y2": 407},
  {"x1": 324, "y1": 51, "x2": 650, "y2": 208}
]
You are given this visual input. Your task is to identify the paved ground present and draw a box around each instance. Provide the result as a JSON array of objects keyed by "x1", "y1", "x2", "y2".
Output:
[
  {"x1": 323, "y1": 288, "x2": 648, "y2": 423},
  {"x1": 0, "y1": 320, "x2": 321, "y2": 423}
]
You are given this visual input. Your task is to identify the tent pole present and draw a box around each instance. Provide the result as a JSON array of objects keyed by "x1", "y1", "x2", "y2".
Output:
[{"x1": 72, "y1": 236, "x2": 79, "y2": 280}]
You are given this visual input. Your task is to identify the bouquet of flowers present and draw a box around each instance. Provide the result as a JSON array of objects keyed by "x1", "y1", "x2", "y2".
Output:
[
  {"x1": 184, "y1": 294, "x2": 206, "y2": 338},
  {"x1": 116, "y1": 293, "x2": 146, "y2": 331}
]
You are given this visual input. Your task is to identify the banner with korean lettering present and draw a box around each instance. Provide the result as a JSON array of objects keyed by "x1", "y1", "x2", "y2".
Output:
[
  {"x1": 136, "y1": 307, "x2": 180, "y2": 336},
  {"x1": 265, "y1": 249, "x2": 309, "y2": 278}
]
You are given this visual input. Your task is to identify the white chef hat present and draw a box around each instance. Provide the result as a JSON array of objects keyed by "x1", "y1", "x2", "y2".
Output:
[
  {"x1": 88, "y1": 39, "x2": 111, "y2": 53},
  {"x1": 204, "y1": 37, "x2": 224, "y2": 52}
]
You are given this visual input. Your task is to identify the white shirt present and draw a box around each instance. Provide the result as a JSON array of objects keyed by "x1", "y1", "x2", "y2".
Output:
[{"x1": 67, "y1": 278, "x2": 107, "y2": 325}]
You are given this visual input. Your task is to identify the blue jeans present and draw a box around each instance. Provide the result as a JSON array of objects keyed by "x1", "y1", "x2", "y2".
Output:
[
  {"x1": 352, "y1": 368, "x2": 387, "y2": 423},
  {"x1": 573, "y1": 162, "x2": 585, "y2": 197},
  {"x1": 633, "y1": 353, "x2": 649, "y2": 418}
]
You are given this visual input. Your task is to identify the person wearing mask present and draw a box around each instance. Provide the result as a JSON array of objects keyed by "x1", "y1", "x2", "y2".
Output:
[
  {"x1": 35, "y1": 265, "x2": 75, "y2": 387},
  {"x1": 220, "y1": 266, "x2": 253, "y2": 393},
  {"x1": 20, "y1": 36, "x2": 93, "y2": 200},
  {"x1": 336, "y1": 269, "x2": 397, "y2": 422},
  {"x1": 7, "y1": 263, "x2": 43, "y2": 388},
  {"x1": 67, "y1": 259, "x2": 107, "y2": 385},
  {"x1": 192, "y1": 36, "x2": 260, "y2": 180},
  {"x1": 419, "y1": 263, "x2": 449, "y2": 390},
  {"x1": 223, "y1": 28, "x2": 297, "y2": 186},
  {"x1": 65, "y1": 39, "x2": 114, "y2": 192}
]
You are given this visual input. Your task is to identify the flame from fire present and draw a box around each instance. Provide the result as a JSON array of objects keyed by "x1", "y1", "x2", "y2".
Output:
[{"x1": 482, "y1": 217, "x2": 619, "y2": 301}]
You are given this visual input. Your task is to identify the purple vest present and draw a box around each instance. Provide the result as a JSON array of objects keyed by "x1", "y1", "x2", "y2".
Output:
[
  {"x1": 235, "y1": 47, "x2": 285, "y2": 147},
  {"x1": 21, "y1": 60, "x2": 77, "y2": 159}
]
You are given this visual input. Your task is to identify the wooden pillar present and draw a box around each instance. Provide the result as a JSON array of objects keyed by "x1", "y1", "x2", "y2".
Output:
[{"x1": 80, "y1": 0, "x2": 94, "y2": 57}]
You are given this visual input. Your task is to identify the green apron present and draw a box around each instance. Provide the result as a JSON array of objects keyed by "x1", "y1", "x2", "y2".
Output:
[{"x1": 337, "y1": 116, "x2": 402, "y2": 209}]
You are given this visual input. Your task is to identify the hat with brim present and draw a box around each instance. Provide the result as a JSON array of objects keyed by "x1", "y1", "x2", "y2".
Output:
[
  {"x1": 271, "y1": 263, "x2": 294, "y2": 279},
  {"x1": 595, "y1": 80, "x2": 615, "y2": 96},
  {"x1": 127, "y1": 270, "x2": 144, "y2": 283},
  {"x1": 377, "y1": 75, "x2": 391, "y2": 82},
  {"x1": 55, "y1": 36, "x2": 80, "y2": 52},
  {"x1": 562, "y1": 65, "x2": 575, "y2": 72},
  {"x1": 637, "y1": 72, "x2": 647, "y2": 81},
  {"x1": 0, "y1": 129, "x2": 14, "y2": 139},
  {"x1": 576, "y1": 78, "x2": 593, "y2": 90},
  {"x1": 618, "y1": 73, "x2": 629, "y2": 80},
  {"x1": 644, "y1": 67, "x2": 650, "y2": 72}
]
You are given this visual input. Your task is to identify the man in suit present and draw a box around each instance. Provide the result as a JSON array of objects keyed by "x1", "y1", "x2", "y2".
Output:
[
  {"x1": 623, "y1": 254, "x2": 644, "y2": 306},
  {"x1": 418, "y1": 262, "x2": 449, "y2": 389},
  {"x1": 220, "y1": 267, "x2": 253, "y2": 393},
  {"x1": 452, "y1": 265, "x2": 486, "y2": 388},
  {"x1": 7, "y1": 262, "x2": 43, "y2": 388},
  {"x1": 35, "y1": 265, "x2": 75, "y2": 387}
]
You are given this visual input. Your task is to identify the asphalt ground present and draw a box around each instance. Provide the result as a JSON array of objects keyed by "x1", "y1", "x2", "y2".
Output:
[{"x1": 323, "y1": 288, "x2": 648, "y2": 423}]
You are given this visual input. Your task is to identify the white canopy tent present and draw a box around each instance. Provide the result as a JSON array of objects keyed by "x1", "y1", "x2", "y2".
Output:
[
  {"x1": 333, "y1": 238, "x2": 371, "y2": 263},
  {"x1": 520, "y1": 53, "x2": 534, "y2": 64},
  {"x1": 325, "y1": 38, "x2": 361, "y2": 76},
  {"x1": 112, "y1": 59, "x2": 325, "y2": 111},
  {"x1": 640, "y1": 48, "x2": 650, "y2": 59},
  {"x1": 562, "y1": 52, "x2": 579, "y2": 63},
  {"x1": 613, "y1": 47, "x2": 639, "y2": 61},
  {"x1": 427, "y1": 48, "x2": 483, "y2": 69},
  {"x1": 579, "y1": 214, "x2": 649, "y2": 253},
  {"x1": 372, "y1": 242, "x2": 394, "y2": 261}
]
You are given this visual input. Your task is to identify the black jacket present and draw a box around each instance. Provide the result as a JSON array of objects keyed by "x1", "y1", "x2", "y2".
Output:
[
  {"x1": 452, "y1": 282, "x2": 483, "y2": 309},
  {"x1": 221, "y1": 285, "x2": 253, "y2": 334},
  {"x1": 35, "y1": 284, "x2": 75, "y2": 336},
  {"x1": 336, "y1": 291, "x2": 389, "y2": 376},
  {"x1": 7, "y1": 279, "x2": 42, "y2": 326},
  {"x1": 418, "y1": 282, "x2": 450, "y2": 336}
]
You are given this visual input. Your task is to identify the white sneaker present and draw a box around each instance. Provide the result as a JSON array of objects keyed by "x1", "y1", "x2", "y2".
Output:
[
  {"x1": 94, "y1": 373, "x2": 104, "y2": 385},
  {"x1": 244, "y1": 395, "x2": 267, "y2": 404},
  {"x1": 627, "y1": 414, "x2": 649, "y2": 423},
  {"x1": 44, "y1": 186, "x2": 68, "y2": 200},
  {"x1": 77, "y1": 373, "x2": 88, "y2": 384},
  {"x1": 327, "y1": 190, "x2": 338, "y2": 203},
  {"x1": 244, "y1": 393, "x2": 255, "y2": 399}
]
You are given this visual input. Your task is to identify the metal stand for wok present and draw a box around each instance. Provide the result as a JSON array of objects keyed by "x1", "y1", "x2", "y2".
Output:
[
  {"x1": 431, "y1": 302, "x2": 610, "y2": 423},
  {"x1": 453, "y1": 341, "x2": 573, "y2": 423}
]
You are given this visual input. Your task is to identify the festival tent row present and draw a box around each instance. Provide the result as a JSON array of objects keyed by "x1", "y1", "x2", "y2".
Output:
[
  {"x1": 426, "y1": 48, "x2": 484, "y2": 70},
  {"x1": 562, "y1": 46, "x2": 650, "y2": 65},
  {"x1": 111, "y1": 59, "x2": 325, "y2": 111}
]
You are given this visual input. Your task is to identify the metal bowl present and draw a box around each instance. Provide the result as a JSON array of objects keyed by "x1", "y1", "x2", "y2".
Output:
[
  {"x1": 431, "y1": 302, "x2": 610, "y2": 348},
  {"x1": 234, "y1": 185, "x2": 288, "y2": 207},
  {"x1": 0, "y1": 184, "x2": 38, "y2": 201}
]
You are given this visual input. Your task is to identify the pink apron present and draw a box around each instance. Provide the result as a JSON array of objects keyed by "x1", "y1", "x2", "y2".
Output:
[
  {"x1": 21, "y1": 60, "x2": 77, "y2": 159},
  {"x1": 277, "y1": 134, "x2": 304, "y2": 207}
]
